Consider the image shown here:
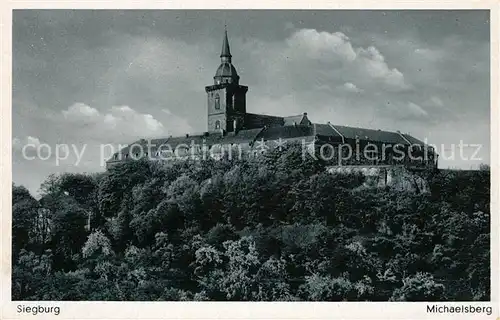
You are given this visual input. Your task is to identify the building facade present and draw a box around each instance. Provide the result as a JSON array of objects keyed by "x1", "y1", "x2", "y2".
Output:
[{"x1": 106, "y1": 29, "x2": 438, "y2": 170}]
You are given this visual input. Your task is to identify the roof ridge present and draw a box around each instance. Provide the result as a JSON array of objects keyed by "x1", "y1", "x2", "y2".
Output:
[
  {"x1": 246, "y1": 112, "x2": 284, "y2": 117},
  {"x1": 396, "y1": 131, "x2": 412, "y2": 144},
  {"x1": 250, "y1": 127, "x2": 267, "y2": 146},
  {"x1": 327, "y1": 123, "x2": 345, "y2": 143},
  {"x1": 332, "y1": 123, "x2": 406, "y2": 135}
]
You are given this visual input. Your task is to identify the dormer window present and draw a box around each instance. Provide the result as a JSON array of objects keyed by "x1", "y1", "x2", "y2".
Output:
[{"x1": 215, "y1": 93, "x2": 220, "y2": 110}]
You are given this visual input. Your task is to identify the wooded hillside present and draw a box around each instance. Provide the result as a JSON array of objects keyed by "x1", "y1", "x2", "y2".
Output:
[{"x1": 12, "y1": 144, "x2": 490, "y2": 301}]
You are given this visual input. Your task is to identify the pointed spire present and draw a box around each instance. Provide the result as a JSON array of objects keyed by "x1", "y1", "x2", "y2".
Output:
[{"x1": 220, "y1": 25, "x2": 232, "y2": 61}]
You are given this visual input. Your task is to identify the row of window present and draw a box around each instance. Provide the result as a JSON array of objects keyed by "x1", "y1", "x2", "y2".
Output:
[
  {"x1": 215, "y1": 78, "x2": 233, "y2": 85},
  {"x1": 213, "y1": 119, "x2": 237, "y2": 130},
  {"x1": 212, "y1": 93, "x2": 238, "y2": 110}
]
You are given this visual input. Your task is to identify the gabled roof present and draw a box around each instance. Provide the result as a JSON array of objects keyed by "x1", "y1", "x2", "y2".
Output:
[
  {"x1": 244, "y1": 113, "x2": 284, "y2": 129},
  {"x1": 160, "y1": 132, "x2": 225, "y2": 150},
  {"x1": 314, "y1": 123, "x2": 342, "y2": 138},
  {"x1": 283, "y1": 114, "x2": 311, "y2": 126},
  {"x1": 255, "y1": 124, "x2": 315, "y2": 141},
  {"x1": 330, "y1": 125, "x2": 410, "y2": 145},
  {"x1": 119, "y1": 138, "x2": 169, "y2": 156},
  {"x1": 109, "y1": 116, "x2": 433, "y2": 164},
  {"x1": 400, "y1": 133, "x2": 427, "y2": 146},
  {"x1": 154, "y1": 128, "x2": 265, "y2": 151},
  {"x1": 222, "y1": 128, "x2": 264, "y2": 145}
]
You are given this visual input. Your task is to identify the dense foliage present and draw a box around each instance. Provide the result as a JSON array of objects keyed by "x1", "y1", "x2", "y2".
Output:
[{"x1": 12, "y1": 145, "x2": 490, "y2": 301}]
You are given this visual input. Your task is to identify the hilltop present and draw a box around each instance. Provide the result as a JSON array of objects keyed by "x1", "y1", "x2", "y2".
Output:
[{"x1": 12, "y1": 144, "x2": 490, "y2": 301}]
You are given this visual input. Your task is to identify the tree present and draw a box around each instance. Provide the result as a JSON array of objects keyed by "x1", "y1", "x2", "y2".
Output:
[
  {"x1": 390, "y1": 273, "x2": 445, "y2": 301},
  {"x1": 48, "y1": 196, "x2": 89, "y2": 271},
  {"x1": 11, "y1": 149, "x2": 490, "y2": 301},
  {"x1": 299, "y1": 273, "x2": 356, "y2": 301},
  {"x1": 12, "y1": 185, "x2": 40, "y2": 257},
  {"x1": 97, "y1": 159, "x2": 152, "y2": 218},
  {"x1": 82, "y1": 230, "x2": 114, "y2": 259}
]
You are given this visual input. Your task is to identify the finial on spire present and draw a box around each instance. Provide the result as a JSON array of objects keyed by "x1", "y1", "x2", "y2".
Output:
[{"x1": 220, "y1": 25, "x2": 231, "y2": 61}]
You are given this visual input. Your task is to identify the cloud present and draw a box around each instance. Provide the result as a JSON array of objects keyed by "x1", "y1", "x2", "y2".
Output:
[
  {"x1": 356, "y1": 46, "x2": 408, "y2": 90},
  {"x1": 162, "y1": 108, "x2": 194, "y2": 134},
  {"x1": 58, "y1": 103, "x2": 192, "y2": 143},
  {"x1": 26, "y1": 136, "x2": 41, "y2": 147},
  {"x1": 107, "y1": 105, "x2": 165, "y2": 134},
  {"x1": 62, "y1": 102, "x2": 100, "y2": 120},
  {"x1": 280, "y1": 28, "x2": 408, "y2": 91},
  {"x1": 12, "y1": 135, "x2": 42, "y2": 151},
  {"x1": 287, "y1": 29, "x2": 357, "y2": 61},
  {"x1": 11, "y1": 12, "x2": 491, "y2": 196},
  {"x1": 342, "y1": 82, "x2": 363, "y2": 93},
  {"x1": 380, "y1": 101, "x2": 429, "y2": 122},
  {"x1": 12, "y1": 135, "x2": 52, "y2": 161},
  {"x1": 406, "y1": 102, "x2": 429, "y2": 118}
]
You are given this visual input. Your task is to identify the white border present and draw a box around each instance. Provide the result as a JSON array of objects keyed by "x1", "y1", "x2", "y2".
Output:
[{"x1": 1, "y1": 1, "x2": 499, "y2": 319}]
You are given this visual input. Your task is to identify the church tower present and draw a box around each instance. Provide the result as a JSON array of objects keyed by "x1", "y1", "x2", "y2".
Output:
[{"x1": 205, "y1": 27, "x2": 248, "y2": 133}]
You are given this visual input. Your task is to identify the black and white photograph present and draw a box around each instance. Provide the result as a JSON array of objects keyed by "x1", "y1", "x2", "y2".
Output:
[{"x1": 4, "y1": 5, "x2": 497, "y2": 318}]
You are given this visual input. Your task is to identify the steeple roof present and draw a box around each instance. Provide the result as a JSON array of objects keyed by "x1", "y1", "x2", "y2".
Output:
[
  {"x1": 214, "y1": 26, "x2": 239, "y2": 84},
  {"x1": 220, "y1": 27, "x2": 232, "y2": 59}
]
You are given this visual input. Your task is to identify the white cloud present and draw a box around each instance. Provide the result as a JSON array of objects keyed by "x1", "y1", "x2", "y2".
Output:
[
  {"x1": 58, "y1": 103, "x2": 191, "y2": 143},
  {"x1": 62, "y1": 102, "x2": 100, "y2": 121},
  {"x1": 356, "y1": 46, "x2": 408, "y2": 90},
  {"x1": 161, "y1": 108, "x2": 194, "y2": 134},
  {"x1": 407, "y1": 102, "x2": 429, "y2": 117},
  {"x1": 381, "y1": 101, "x2": 429, "y2": 122},
  {"x1": 342, "y1": 82, "x2": 363, "y2": 93},
  {"x1": 114, "y1": 106, "x2": 133, "y2": 113},
  {"x1": 12, "y1": 136, "x2": 46, "y2": 161},
  {"x1": 27, "y1": 136, "x2": 42, "y2": 147},
  {"x1": 287, "y1": 29, "x2": 357, "y2": 61},
  {"x1": 255, "y1": 28, "x2": 409, "y2": 93},
  {"x1": 143, "y1": 114, "x2": 164, "y2": 132},
  {"x1": 103, "y1": 114, "x2": 118, "y2": 127},
  {"x1": 12, "y1": 136, "x2": 42, "y2": 151},
  {"x1": 107, "y1": 105, "x2": 165, "y2": 133}
]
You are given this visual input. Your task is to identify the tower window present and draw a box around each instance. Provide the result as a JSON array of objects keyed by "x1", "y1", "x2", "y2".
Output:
[
  {"x1": 215, "y1": 120, "x2": 221, "y2": 129},
  {"x1": 215, "y1": 93, "x2": 220, "y2": 110}
]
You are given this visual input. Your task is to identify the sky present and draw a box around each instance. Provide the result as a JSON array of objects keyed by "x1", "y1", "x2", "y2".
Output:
[{"x1": 12, "y1": 10, "x2": 491, "y2": 195}]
